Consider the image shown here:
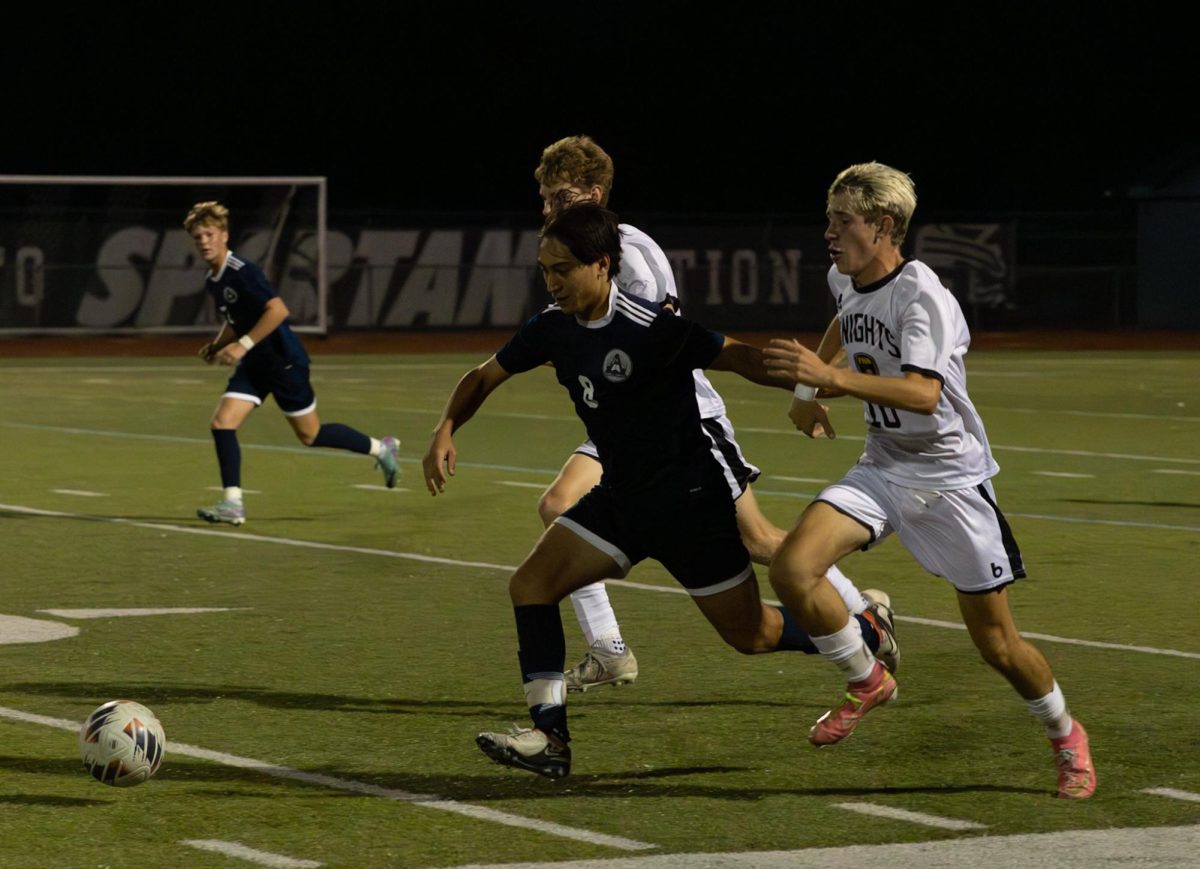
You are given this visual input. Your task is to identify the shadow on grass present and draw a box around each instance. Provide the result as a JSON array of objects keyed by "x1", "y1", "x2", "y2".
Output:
[
  {"x1": 0, "y1": 793, "x2": 111, "y2": 807},
  {"x1": 4, "y1": 682, "x2": 796, "y2": 716},
  {"x1": 0, "y1": 753, "x2": 1044, "y2": 802}
]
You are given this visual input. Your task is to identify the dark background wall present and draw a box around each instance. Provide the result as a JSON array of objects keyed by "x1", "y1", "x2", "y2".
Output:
[{"x1": 3, "y1": 4, "x2": 1195, "y2": 330}]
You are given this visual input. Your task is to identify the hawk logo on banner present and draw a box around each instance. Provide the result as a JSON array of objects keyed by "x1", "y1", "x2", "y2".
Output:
[
  {"x1": 602, "y1": 349, "x2": 633, "y2": 383},
  {"x1": 913, "y1": 224, "x2": 1013, "y2": 310}
]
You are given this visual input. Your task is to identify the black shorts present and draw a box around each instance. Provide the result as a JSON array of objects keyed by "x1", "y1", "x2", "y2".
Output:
[
  {"x1": 224, "y1": 358, "x2": 316, "y2": 416},
  {"x1": 557, "y1": 461, "x2": 753, "y2": 596}
]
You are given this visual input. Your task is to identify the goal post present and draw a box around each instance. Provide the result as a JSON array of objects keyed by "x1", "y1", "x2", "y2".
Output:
[{"x1": 0, "y1": 175, "x2": 328, "y2": 335}]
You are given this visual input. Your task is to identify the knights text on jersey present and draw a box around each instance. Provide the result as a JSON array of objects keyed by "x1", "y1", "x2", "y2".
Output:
[
  {"x1": 206, "y1": 252, "x2": 309, "y2": 368},
  {"x1": 495, "y1": 285, "x2": 725, "y2": 491},
  {"x1": 828, "y1": 259, "x2": 999, "y2": 489}
]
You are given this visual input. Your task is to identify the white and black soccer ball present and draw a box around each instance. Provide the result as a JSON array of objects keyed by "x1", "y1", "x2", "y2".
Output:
[{"x1": 78, "y1": 700, "x2": 166, "y2": 787}]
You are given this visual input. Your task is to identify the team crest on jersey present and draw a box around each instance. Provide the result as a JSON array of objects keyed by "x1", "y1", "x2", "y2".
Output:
[
  {"x1": 602, "y1": 349, "x2": 633, "y2": 382},
  {"x1": 223, "y1": 287, "x2": 238, "y2": 303}
]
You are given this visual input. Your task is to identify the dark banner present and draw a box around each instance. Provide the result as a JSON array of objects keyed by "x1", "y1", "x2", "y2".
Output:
[{"x1": 0, "y1": 216, "x2": 1015, "y2": 332}]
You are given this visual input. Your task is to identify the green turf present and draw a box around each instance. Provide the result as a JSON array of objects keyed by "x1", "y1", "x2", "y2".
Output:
[{"x1": 0, "y1": 349, "x2": 1197, "y2": 867}]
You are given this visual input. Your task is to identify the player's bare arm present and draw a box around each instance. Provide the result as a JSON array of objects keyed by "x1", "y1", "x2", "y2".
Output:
[
  {"x1": 765, "y1": 338, "x2": 941, "y2": 415},
  {"x1": 707, "y1": 337, "x2": 794, "y2": 389},
  {"x1": 215, "y1": 298, "x2": 290, "y2": 367},
  {"x1": 422, "y1": 356, "x2": 513, "y2": 495}
]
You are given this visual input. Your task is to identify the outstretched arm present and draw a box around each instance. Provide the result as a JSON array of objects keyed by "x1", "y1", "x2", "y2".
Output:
[
  {"x1": 422, "y1": 356, "x2": 513, "y2": 495},
  {"x1": 764, "y1": 338, "x2": 941, "y2": 414},
  {"x1": 707, "y1": 337, "x2": 795, "y2": 389}
]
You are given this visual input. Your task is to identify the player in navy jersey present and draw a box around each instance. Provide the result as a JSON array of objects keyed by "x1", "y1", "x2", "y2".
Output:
[
  {"x1": 531, "y1": 135, "x2": 893, "y2": 693},
  {"x1": 184, "y1": 201, "x2": 401, "y2": 525},
  {"x1": 421, "y1": 203, "x2": 897, "y2": 779},
  {"x1": 762, "y1": 163, "x2": 1095, "y2": 799}
]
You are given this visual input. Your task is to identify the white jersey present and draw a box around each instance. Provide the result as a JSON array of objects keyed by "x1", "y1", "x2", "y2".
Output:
[
  {"x1": 619, "y1": 223, "x2": 726, "y2": 419},
  {"x1": 828, "y1": 259, "x2": 999, "y2": 489}
]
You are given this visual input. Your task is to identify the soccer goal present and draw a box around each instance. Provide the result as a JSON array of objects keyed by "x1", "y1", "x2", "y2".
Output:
[{"x1": 0, "y1": 175, "x2": 327, "y2": 335}]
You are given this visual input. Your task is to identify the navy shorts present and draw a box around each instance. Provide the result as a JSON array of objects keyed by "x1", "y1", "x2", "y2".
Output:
[
  {"x1": 556, "y1": 461, "x2": 754, "y2": 596},
  {"x1": 223, "y1": 358, "x2": 316, "y2": 416}
]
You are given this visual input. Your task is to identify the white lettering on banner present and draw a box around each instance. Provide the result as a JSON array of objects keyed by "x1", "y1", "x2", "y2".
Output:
[
  {"x1": 457, "y1": 230, "x2": 540, "y2": 326},
  {"x1": 383, "y1": 230, "x2": 461, "y2": 326},
  {"x1": 136, "y1": 230, "x2": 206, "y2": 326},
  {"x1": 704, "y1": 249, "x2": 723, "y2": 305},
  {"x1": 731, "y1": 249, "x2": 758, "y2": 304},
  {"x1": 346, "y1": 230, "x2": 421, "y2": 326},
  {"x1": 15, "y1": 246, "x2": 45, "y2": 307},
  {"x1": 768, "y1": 249, "x2": 801, "y2": 304},
  {"x1": 80, "y1": 226, "x2": 158, "y2": 327},
  {"x1": 665, "y1": 250, "x2": 695, "y2": 302}
]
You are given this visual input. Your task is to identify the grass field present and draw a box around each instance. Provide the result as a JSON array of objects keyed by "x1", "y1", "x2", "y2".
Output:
[{"x1": 1, "y1": 347, "x2": 1198, "y2": 868}]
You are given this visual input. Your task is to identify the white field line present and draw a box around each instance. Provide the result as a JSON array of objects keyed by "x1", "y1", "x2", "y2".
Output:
[
  {"x1": 444, "y1": 824, "x2": 1200, "y2": 869},
  {"x1": 50, "y1": 489, "x2": 108, "y2": 497},
  {"x1": 38, "y1": 607, "x2": 243, "y2": 619},
  {"x1": 4, "y1": 502, "x2": 1198, "y2": 662},
  {"x1": 734, "y1": 426, "x2": 1200, "y2": 466},
  {"x1": 1141, "y1": 787, "x2": 1200, "y2": 803},
  {"x1": 832, "y1": 801, "x2": 986, "y2": 831},
  {"x1": 768, "y1": 475, "x2": 828, "y2": 484},
  {"x1": 1030, "y1": 471, "x2": 1095, "y2": 478},
  {"x1": 993, "y1": 406, "x2": 1200, "y2": 423},
  {"x1": 351, "y1": 484, "x2": 410, "y2": 492},
  {"x1": 179, "y1": 840, "x2": 322, "y2": 868},
  {"x1": 1153, "y1": 469, "x2": 1200, "y2": 476},
  {"x1": 497, "y1": 481, "x2": 550, "y2": 489},
  {"x1": 0, "y1": 705, "x2": 654, "y2": 852},
  {"x1": 7, "y1": 419, "x2": 1200, "y2": 467}
]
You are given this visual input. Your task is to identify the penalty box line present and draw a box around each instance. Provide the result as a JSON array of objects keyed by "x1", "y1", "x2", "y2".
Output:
[
  {"x1": 4, "y1": 502, "x2": 1199, "y2": 665},
  {"x1": 0, "y1": 704, "x2": 655, "y2": 853}
]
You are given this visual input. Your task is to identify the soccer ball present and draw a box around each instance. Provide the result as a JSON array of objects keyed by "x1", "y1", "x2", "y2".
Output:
[{"x1": 78, "y1": 700, "x2": 166, "y2": 787}]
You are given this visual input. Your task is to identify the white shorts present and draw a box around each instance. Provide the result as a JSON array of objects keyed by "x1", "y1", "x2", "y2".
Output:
[{"x1": 816, "y1": 463, "x2": 1025, "y2": 594}]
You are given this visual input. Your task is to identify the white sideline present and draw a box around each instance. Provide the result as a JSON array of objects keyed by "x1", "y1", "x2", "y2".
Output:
[
  {"x1": 442, "y1": 825, "x2": 1200, "y2": 869},
  {"x1": 832, "y1": 801, "x2": 986, "y2": 830},
  {"x1": 1141, "y1": 787, "x2": 1200, "y2": 803},
  {"x1": 180, "y1": 840, "x2": 322, "y2": 868},
  {"x1": 3, "y1": 502, "x2": 1198, "y2": 662},
  {"x1": 0, "y1": 705, "x2": 654, "y2": 852}
]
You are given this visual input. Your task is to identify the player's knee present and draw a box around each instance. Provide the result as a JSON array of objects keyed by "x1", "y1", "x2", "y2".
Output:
[
  {"x1": 296, "y1": 429, "x2": 318, "y2": 447},
  {"x1": 536, "y1": 489, "x2": 570, "y2": 528},
  {"x1": 767, "y1": 546, "x2": 825, "y2": 596}
]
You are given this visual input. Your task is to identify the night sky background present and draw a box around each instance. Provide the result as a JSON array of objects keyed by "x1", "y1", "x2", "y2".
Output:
[{"x1": 6, "y1": 4, "x2": 1191, "y2": 220}]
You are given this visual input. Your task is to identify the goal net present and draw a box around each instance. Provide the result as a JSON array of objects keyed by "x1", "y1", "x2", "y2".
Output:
[{"x1": 0, "y1": 175, "x2": 327, "y2": 334}]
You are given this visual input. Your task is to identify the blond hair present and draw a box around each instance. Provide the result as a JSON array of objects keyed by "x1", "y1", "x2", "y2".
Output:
[
  {"x1": 534, "y1": 135, "x2": 614, "y2": 206},
  {"x1": 828, "y1": 162, "x2": 916, "y2": 245},
  {"x1": 183, "y1": 201, "x2": 230, "y2": 232}
]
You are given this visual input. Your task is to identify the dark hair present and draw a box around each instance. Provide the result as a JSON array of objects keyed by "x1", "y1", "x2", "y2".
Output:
[{"x1": 541, "y1": 202, "x2": 622, "y2": 278}]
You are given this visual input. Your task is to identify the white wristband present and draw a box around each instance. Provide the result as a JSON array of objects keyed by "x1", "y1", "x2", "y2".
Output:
[
  {"x1": 238, "y1": 334, "x2": 256, "y2": 351},
  {"x1": 793, "y1": 384, "x2": 817, "y2": 401}
]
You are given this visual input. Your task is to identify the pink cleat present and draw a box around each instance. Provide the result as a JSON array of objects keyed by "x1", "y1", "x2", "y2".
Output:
[
  {"x1": 808, "y1": 661, "x2": 897, "y2": 746},
  {"x1": 1051, "y1": 720, "x2": 1096, "y2": 799}
]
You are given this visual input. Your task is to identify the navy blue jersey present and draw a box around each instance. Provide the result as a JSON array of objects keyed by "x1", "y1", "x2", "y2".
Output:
[
  {"x1": 496, "y1": 287, "x2": 725, "y2": 491},
  {"x1": 206, "y1": 252, "x2": 309, "y2": 367}
]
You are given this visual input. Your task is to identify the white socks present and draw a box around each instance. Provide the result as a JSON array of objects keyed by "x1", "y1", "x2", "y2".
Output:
[
  {"x1": 223, "y1": 486, "x2": 243, "y2": 504},
  {"x1": 811, "y1": 618, "x2": 876, "y2": 683},
  {"x1": 570, "y1": 582, "x2": 621, "y2": 647},
  {"x1": 827, "y1": 564, "x2": 868, "y2": 614},
  {"x1": 1026, "y1": 681, "x2": 1073, "y2": 739},
  {"x1": 369, "y1": 437, "x2": 384, "y2": 457}
]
